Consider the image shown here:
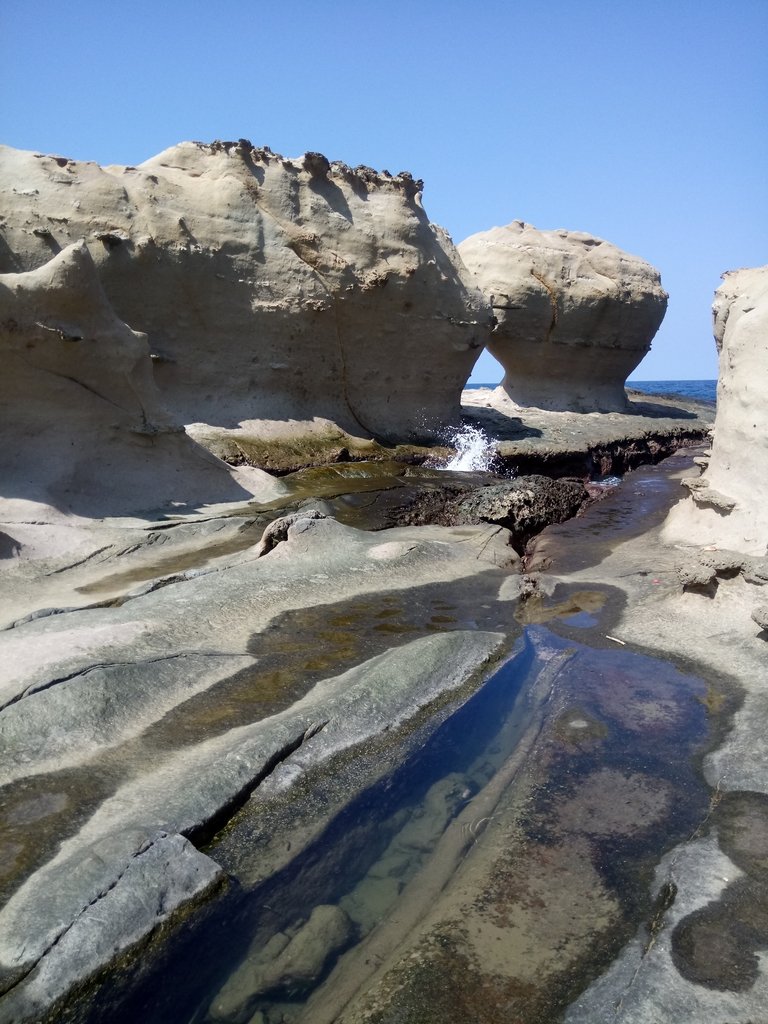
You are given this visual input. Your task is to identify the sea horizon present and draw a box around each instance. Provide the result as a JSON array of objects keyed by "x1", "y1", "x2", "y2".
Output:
[{"x1": 466, "y1": 379, "x2": 717, "y2": 404}]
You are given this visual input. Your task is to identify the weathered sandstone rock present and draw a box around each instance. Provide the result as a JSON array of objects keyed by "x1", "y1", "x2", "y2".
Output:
[
  {"x1": 0, "y1": 241, "x2": 276, "y2": 519},
  {"x1": 0, "y1": 141, "x2": 488, "y2": 441},
  {"x1": 664, "y1": 265, "x2": 768, "y2": 555},
  {"x1": 458, "y1": 221, "x2": 667, "y2": 412}
]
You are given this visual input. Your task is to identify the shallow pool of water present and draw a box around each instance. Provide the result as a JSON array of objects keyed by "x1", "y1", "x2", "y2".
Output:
[{"x1": 95, "y1": 619, "x2": 720, "y2": 1024}]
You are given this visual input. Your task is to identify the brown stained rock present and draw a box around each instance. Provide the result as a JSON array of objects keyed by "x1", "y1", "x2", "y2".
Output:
[
  {"x1": 389, "y1": 476, "x2": 588, "y2": 554},
  {"x1": 553, "y1": 769, "x2": 672, "y2": 838},
  {"x1": 445, "y1": 476, "x2": 587, "y2": 548}
]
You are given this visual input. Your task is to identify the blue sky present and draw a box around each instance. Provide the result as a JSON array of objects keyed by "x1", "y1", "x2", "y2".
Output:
[{"x1": 2, "y1": 0, "x2": 765, "y2": 382}]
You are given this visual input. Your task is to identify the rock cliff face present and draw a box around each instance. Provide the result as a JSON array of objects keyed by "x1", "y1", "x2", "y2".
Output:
[
  {"x1": 664, "y1": 265, "x2": 768, "y2": 555},
  {"x1": 0, "y1": 141, "x2": 487, "y2": 440},
  {"x1": 458, "y1": 221, "x2": 667, "y2": 412},
  {"x1": 0, "y1": 242, "x2": 271, "y2": 519}
]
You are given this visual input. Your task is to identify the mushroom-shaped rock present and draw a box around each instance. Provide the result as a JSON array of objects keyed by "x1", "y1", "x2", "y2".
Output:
[
  {"x1": 0, "y1": 141, "x2": 489, "y2": 441},
  {"x1": 664, "y1": 265, "x2": 768, "y2": 555},
  {"x1": 458, "y1": 221, "x2": 668, "y2": 412}
]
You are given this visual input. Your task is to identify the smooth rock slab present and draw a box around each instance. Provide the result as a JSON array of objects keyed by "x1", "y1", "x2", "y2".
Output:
[
  {"x1": 0, "y1": 832, "x2": 222, "y2": 1024},
  {"x1": 0, "y1": 628, "x2": 503, "y2": 1023}
]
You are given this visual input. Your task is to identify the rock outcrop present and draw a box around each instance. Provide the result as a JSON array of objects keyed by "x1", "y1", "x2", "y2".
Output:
[
  {"x1": 0, "y1": 141, "x2": 488, "y2": 441},
  {"x1": 0, "y1": 242, "x2": 272, "y2": 519},
  {"x1": 458, "y1": 221, "x2": 667, "y2": 412},
  {"x1": 0, "y1": 508, "x2": 508, "y2": 1023},
  {"x1": 664, "y1": 265, "x2": 768, "y2": 555}
]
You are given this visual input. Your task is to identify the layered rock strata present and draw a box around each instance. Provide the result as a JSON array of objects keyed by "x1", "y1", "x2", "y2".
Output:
[
  {"x1": 664, "y1": 265, "x2": 768, "y2": 555},
  {"x1": 0, "y1": 141, "x2": 488, "y2": 440},
  {"x1": 458, "y1": 221, "x2": 667, "y2": 412}
]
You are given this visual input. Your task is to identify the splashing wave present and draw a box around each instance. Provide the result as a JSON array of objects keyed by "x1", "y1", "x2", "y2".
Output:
[{"x1": 441, "y1": 425, "x2": 497, "y2": 472}]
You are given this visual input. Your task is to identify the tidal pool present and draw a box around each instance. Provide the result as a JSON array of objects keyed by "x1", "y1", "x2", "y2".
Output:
[
  {"x1": 3, "y1": 450, "x2": 735, "y2": 1024},
  {"x1": 91, "y1": 619, "x2": 721, "y2": 1024}
]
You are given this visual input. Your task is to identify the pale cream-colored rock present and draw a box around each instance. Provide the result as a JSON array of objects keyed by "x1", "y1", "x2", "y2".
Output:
[
  {"x1": 0, "y1": 242, "x2": 277, "y2": 520},
  {"x1": 458, "y1": 221, "x2": 667, "y2": 412},
  {"x1": 664, "y1": 265, "x2": 768, "y2": 555},
  {"x1": 0, "y1": 141, "x2": 488, "y2": 440}
]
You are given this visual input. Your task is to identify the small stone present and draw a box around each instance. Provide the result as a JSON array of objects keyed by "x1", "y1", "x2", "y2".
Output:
[{"x1": 751, "y1": 605, "x2": 768, "y2": 632}]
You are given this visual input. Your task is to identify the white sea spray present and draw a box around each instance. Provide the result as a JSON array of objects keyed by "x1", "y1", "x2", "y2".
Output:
[{"x1": 441, "y1": 425, "x2": 498, "y2": 472}]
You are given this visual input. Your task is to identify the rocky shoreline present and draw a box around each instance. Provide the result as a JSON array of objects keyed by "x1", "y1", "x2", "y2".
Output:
[
  {"x1": 0, "y1": 404, "x2": 718, "y2": 1024},
  {"x1": 0, "y1": 139, "x2": 765, "y2": 1024}
]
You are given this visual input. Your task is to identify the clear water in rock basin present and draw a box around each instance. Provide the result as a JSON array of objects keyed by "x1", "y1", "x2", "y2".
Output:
[
  {"x1": 14, "y1": 450, "x2": 735, "y2": 1024},
  {"x1": 99, "y1": 615, "x2": 720, "y2": 1024}
]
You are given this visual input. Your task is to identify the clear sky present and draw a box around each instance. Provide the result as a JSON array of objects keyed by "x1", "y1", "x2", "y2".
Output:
[{"x1": 2, "y1": 0, "x2": 765, "y2": 382}]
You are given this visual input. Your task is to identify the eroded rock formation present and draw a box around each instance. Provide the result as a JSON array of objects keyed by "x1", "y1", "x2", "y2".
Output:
[
  {"x1": 458, "y1": 221, "x2": 667, "y2": 412},
  {"x1": 0, "y1": 141, "x2": 488, "y2": 441},
  {"x1": 664, "y1": 265, "x2": 768, "y2": 555},
  {"x1": 0, "y1": 242, "x2": 271, "y2": 520}
]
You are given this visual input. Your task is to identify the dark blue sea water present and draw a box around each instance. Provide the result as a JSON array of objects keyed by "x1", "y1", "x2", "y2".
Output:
[
  {"x1": 466, "y1": 380, "x2": 717, "y2": 405},
  {"x1": 627, "y1": 379, "x2": 717, "y2": 404}
]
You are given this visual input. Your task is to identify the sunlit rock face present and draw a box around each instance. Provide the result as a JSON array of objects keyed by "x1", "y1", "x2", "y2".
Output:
[
  {"x1": 0, "y1": 242, "x2": 266, "y2": 518},
  {"x1": 664, "y1": 265, "x2": 768, "y2": 555},
  {"x1": 0, "y1": 141, "x2": 488, "y2": 440},
  {"x1": 458, "y1": 221, "x2": 667, "y2": 412}
]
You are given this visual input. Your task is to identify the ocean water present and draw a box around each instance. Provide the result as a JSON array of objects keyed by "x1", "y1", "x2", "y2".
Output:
[
  {"x1": 466, "y1": 380, "x2": 718, "y2": 405},
  {"x1": 627, "y1": 379, "x2": 717, "y2": 404}
]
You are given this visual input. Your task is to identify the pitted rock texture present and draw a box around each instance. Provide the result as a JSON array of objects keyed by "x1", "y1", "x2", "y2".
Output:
[
  {"x1": 0, "y1": 141, "x2": 488, "y2": 441},
  {"x1": 0, "y1": 242, "x2": 267, "y2": 518},
  {"x1": 664, "y1": 265, "x2": 768, "y2": 555},
  {"x1": 458, "y1": 221, "x2": 667, "y2": 412}
]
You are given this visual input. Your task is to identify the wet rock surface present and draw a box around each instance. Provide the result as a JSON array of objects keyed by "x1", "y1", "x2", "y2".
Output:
[
  {"x1": 445, "y1": 476, "x2": 587, "y2": 549},
  {"x1": 0, "y1": 425, "x2": 743, "y2": 1024},
  {"x1": 524, "y1": 451, "x2": 768, "y2": 1024},
  {"x1": 462, "y1": 385, "x2": 714, "y2": 479},
  {"x1": 293, "y1": 466, "x2": 588, "y2": 552},
  {"x1": 0, "y1": 506, "x2": 516, "y2": 1023},
  {"x1": 209, "y1": 904, "x2": 354, "y2": 1020},
  {"x1": 293, "y1": 625, "x2": 715, "y2": 1024}
]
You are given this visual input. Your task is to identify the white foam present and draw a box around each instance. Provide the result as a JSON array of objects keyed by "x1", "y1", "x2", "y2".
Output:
[{"x1": 442, "y1": 425, "x2": 497, "y2": 472}]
